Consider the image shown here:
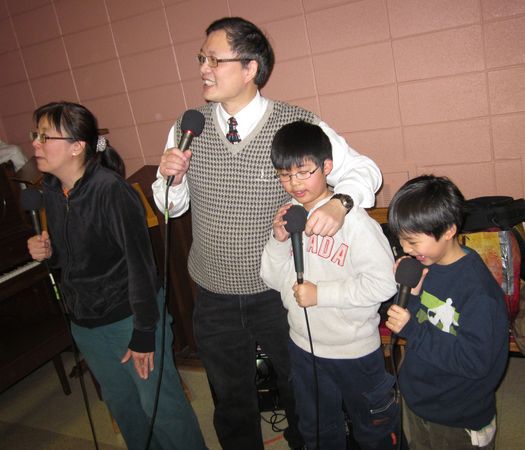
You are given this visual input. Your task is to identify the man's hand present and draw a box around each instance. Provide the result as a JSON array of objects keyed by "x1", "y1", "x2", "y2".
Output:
[
  {"x1": 159, "y1": 147, "x2": 192, "y2": 186},
  {"x1": 293, "y1": 280, "x2": 317, "y2": 307},
  {"x1": 27, "y1": 230, "x2": 52, "y2": 261},
  {"x1": 121, "y1": 349, "x2": 154, "y2": 380},
  {"x1": 385, "y1": 304, "x2": 411, "y2": 334},
  {"x1": 305, "y1": 198, "x2": 346, "y2": 237}
]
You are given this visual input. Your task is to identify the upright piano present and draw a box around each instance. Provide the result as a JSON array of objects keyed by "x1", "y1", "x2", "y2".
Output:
[{"x1": 0, "y1": 161, "x2": 72, "y2": 394}]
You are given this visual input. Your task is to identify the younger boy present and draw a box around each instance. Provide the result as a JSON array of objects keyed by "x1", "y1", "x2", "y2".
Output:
[
  {"x1": 260, "y1": 121, "x2": 399, "y2": 449},
  {"x1": 385, "y1": 175, "x2": 509, "y2": 450}
]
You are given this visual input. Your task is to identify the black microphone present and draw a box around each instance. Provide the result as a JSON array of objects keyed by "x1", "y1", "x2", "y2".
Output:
[
  {"x1": 20, "y1": 188, "x2": 43, "y2": 235},
  {"x1": 395, "y1": 258, "x2": 425, "y2": 308},
  {"x1": 167, "y1": 109, "x2": 205, "y2": 187},
  {"x1": 284, "y1": 205, "x2": 307, "y2": 284}
]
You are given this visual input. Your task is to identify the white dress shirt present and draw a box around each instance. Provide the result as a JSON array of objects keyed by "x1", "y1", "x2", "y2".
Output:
[{"x1": 152, "y1": 92, "x2": 382, "y2": 216}]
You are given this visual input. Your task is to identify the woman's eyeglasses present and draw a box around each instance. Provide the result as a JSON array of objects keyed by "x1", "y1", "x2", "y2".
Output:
[{"x1": 29, "y1": 131, "x2": 74, "y2": 144}]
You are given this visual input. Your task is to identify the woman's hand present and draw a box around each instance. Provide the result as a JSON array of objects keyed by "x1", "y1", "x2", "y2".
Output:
[
  {"x1": 27, "y1": 230, "x2": 52, "y2": 261},
  {"x1": 121, "y1": 349, "x2": 154, "y2": 380}
]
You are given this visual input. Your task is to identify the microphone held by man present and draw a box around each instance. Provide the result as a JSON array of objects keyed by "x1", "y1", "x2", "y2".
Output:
[{"x1": 166, "y1": 109, "x2": 205, "y2": 187}]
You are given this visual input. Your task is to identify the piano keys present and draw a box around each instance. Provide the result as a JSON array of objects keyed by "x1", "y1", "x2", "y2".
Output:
[{"x1": 0, "y1": 160, "x2": 72, "y2": 394}]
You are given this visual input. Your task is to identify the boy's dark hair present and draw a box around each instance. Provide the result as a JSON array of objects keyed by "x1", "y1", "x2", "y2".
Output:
[
  {"x1": 206, "y1": 17, "x2": 274, "y2": 88},
  {"x1": 388, "y1": 175, "x2": 465, "y2": 240},
  {"x1": 271, "y1": 121, "x2": 332, "y2": 170}
]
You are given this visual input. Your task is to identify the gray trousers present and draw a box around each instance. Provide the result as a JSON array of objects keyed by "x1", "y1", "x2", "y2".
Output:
[{"x1": 404, "y1": 402, "x2": 495, "y2": 450}]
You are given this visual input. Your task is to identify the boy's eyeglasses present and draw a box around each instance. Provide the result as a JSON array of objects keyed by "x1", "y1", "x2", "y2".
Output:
[
  {"x1": 196, "y1": 53, "x2": 249, "y2": 68},
  {"x1": 30, "y1": 131, "x2": 74, "y2": 144},
  {"x1": 275, "y1": 166, "x2": 320, "y2": 182}
]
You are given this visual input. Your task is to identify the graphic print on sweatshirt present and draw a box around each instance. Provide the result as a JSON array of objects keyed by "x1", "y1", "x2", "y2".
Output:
[
  {"x1": 416, "y1": 291, "x2": 460, "y2": 335},
  {"x1": 307, "y1": 235, "x2": 349, "y2": 267}
]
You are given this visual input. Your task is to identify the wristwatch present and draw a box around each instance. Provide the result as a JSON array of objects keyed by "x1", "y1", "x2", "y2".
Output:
[{"x1": 331, "y1": 193, "x2": 354, "y2": 214}]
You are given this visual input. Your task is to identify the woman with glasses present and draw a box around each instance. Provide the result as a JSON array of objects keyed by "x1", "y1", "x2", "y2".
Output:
[{"x1": 27, "y1": 101, "x2": 206, "y2": 450}]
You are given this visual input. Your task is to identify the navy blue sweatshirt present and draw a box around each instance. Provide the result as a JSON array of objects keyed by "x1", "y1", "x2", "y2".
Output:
[{"x1": 399, "y1": 250, "x2": 508, "y2": 430}]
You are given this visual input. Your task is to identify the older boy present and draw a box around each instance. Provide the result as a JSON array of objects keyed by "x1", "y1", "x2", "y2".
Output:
[
  {"x1": 261, "y1": 121, "x2": 398, "y2": 450},
  {"x1": 386, "y1": 175, "x2": 509, "y2": 450}
]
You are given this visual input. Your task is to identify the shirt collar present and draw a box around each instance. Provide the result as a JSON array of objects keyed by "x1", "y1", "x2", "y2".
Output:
[{"x1": 216, "y1": 91, "x2": 268, "y2": 139}]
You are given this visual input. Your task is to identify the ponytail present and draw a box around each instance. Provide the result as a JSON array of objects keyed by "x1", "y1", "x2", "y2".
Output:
[{"x1": 94, "y1": 136, "x2": 125, "y2": 177}]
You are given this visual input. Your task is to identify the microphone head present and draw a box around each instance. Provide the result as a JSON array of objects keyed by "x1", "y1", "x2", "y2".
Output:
[
  {"x1": 181, "y1": 109, "x2": 205, "y2": 136},
  {"x1": 395, "y1": 258, "x2": 424, "y2": 288},
  {"x1": 283, "y1": 205, "x2": 307, "y2": 234},
  {"x1": 20, "y1": 188, "x2": 43, "y2": 211}
]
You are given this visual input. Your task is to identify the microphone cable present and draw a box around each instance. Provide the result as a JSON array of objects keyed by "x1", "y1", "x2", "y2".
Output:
[
  {"x1": 389, "y1": 290, "x2": 404, "y2": 450},
  {"x1": 299, "y1": 275, "x2": 320, "y2": 450},
  {"x1": 284, "y1": 205, "x2": 320, "y2": 450},
  {"x1": 21, "y1": 189, "x2": 99, "y2": 449},
  {"x1": 43, "y1": 259, "x2": 100, "y2": 450},
  {"x1": 143, "y1": 182, "x2": 172, "y2": 450}
]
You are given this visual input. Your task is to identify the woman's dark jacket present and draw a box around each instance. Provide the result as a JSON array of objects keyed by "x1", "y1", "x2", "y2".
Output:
[{"x1": 43, "y1": 162, "x2": 159, "y2": 352}]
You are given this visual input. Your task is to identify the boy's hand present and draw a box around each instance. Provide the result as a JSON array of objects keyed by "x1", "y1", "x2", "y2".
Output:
[
  {"x1": 293, "y1": 280, "x2": 317, "y2": 307},
  {"x1": 272, "y1": 203, "x2": 293, "y2": 242},
  {"x1": 386, "y1": 304, "x2": 411, "y2": 334},
  {"x1": 305, "y1": 198, "x2": 345, "y2": 237}
]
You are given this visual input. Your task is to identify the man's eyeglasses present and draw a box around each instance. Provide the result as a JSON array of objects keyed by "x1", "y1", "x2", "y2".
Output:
[
  {"x1": 197, "y1": 53, "x2": 249, "y2": 68},
  {"x1": 30, "y1": 131, "x2": 74, "y2": 144},
  {"x1": 275, "y1": 166, "x2": 320, "y2": 182}
]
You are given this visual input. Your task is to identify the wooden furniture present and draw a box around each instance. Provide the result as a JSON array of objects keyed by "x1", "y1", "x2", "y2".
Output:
[{"x1": 0, "y1": 161, "x2": 72, "y2": 394}]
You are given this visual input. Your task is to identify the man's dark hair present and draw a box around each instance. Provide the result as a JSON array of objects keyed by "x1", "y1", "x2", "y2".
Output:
[
  {"x1": 388, "y1": 175, "x2": 465, "y2": 240},
  {"x1": 271, "y1": 121, "x2": 332, "y2": 170},
  {"x1": 206, "y1": 17, "x2": 274, "y2": 88}
]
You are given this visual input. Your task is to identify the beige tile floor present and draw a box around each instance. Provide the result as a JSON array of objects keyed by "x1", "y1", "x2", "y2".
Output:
[
  {"x1": 1, "y1": 352, "x2": 524, "y2": 449},
  {"x1": 0, "y1": 352, "x2": 289, "y2": 450}
]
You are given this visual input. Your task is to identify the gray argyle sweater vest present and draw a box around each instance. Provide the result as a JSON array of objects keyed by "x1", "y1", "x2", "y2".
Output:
[{"x1": 181, "y1": 100, "x2": 318, "y2": 294}]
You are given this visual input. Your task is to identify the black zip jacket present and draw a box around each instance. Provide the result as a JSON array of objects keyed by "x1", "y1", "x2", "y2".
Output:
[{"x1": 43, "y1": 162, "x2": 159, "y2": 352}]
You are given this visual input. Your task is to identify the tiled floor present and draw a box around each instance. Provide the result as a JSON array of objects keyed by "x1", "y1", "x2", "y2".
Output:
[{"x1": 0, "y1": 352, "x2": 524, "y2": 449}]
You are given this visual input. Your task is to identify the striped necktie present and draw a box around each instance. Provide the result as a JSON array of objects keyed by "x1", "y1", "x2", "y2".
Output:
[{"x1": 226, "y1": 116, "x2": 241, "y2": 144}]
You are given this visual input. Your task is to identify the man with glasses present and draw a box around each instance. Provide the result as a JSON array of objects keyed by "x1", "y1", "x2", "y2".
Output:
[{"x1": 152, "y1": 16, "x2": 381, "y2": 450}]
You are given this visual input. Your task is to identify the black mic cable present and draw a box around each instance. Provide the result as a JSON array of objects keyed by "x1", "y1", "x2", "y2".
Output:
[
  {"x1": 284, "y1": 205, "x2": 320, "y2": 450},
  {"x1": 20, "y1": 188, "x2": 100, "y2": 450},
  {"x1": 389, "y1": 257, "x2": 424, "y2": 450},
  {"x1": 143, "y1": 183, "x2": 170, "y2": 450},
  {"x1": 145, "y1": 109, "x2": 206, "y2": 449}
]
